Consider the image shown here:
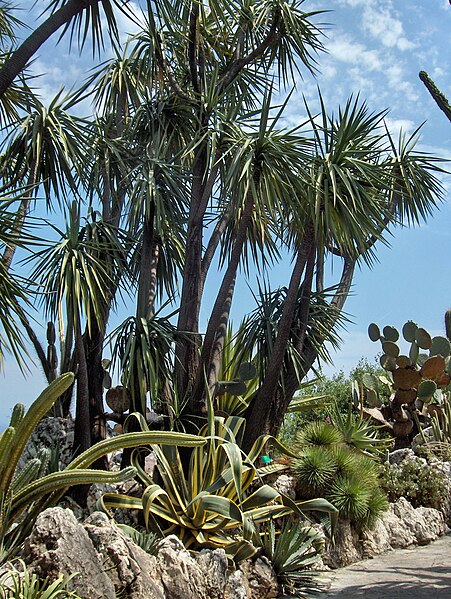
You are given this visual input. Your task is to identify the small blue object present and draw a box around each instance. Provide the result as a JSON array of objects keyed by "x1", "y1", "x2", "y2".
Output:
[{"x1": 261, "y1": 455, "x2": 271, "y2": 464}]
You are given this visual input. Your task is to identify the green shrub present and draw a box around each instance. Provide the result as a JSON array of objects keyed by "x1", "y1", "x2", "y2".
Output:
[
  {"x1": 328, "y1": 475, "x2": 371, "y2": 523},
  {"x1": 291, "y1": 446, "x2": 336, "y2": 498},
  {"x1": 295, "y1": 421, "x2": 344, "y2": 447},
  {"x1": 379, "y1": 458, "x2": 449, "y2": 510}
]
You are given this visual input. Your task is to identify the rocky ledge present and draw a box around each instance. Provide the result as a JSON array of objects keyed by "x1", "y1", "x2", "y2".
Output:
[{"x1": 21, "y1": 507, "x2": 279, "y2": 599}]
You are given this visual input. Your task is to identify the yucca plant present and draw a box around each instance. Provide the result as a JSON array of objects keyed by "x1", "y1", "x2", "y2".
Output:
[
  {"x1": 0, "y1": 559, "x2": 80, "y2": 599},
  {"x1": 255, "y1": 518, "x2": 324, "y2": 598},
  {"x1": 100, "y1": 401, "x2": 338, "y2": 559},
  {"x1": 0, "y1": 373, "x2": 206, "y2": 562},
  {"x1": 116, "y1": 524, "x2": 161, "y2": 557}
]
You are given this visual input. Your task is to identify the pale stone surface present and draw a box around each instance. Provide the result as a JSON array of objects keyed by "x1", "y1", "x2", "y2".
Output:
[
  {"x1": 360, "y1": 518, "x2": 391, "y2": 557},
  {"x1": 195, "y1": 548, "x2": 229, "y2": 599},
  {"x1": 157, "y1": 535, "x2": 209, "y2": 598},
  {"x1": 271, "y1": 474, "x2": 297, "y2": 500},
  {"x1": 84, "y1": 512, "x2": 164, "y2": 599},
  {"x1": 240, "y1": 556, "x2": 279, "y2": 599},
  {"x1": 224, "y1": 569, "x2": 249, "y2": 599},
  {"x1": 322, "y1": 534, "x2": 451, "y2": 598},
  {"x1": 24, "y1": 508, "x2": 116, "y2": 599},
  {"x1": 22, "y1": 508, "x2": 280, "y2": 599},
  {"x1": 18, "y1": 416, "x2": 75, "y2": 471},
  {"x1": 324, "y1": 498, "x2": 448, "y2": 567},
  {"x1": 378, "y1": 505, "x2": 416, "y2": 548},
  {"x1": 391, "y1": 497, "x2": 447, "y2": 545}
]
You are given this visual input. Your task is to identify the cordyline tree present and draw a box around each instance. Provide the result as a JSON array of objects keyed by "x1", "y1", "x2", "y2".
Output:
[{"x1": 0, "y1": 0, "x2": 445, "y2": 456}]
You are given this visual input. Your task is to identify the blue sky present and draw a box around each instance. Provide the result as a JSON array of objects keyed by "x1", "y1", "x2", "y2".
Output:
[{"x1": 1, "y1": 0, "x2": 450, "y2": 426}]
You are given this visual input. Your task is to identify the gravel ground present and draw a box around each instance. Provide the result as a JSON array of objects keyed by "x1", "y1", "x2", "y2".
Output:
[{"x1": 319, "y1": 535, "x2": 451, "y2": 598}]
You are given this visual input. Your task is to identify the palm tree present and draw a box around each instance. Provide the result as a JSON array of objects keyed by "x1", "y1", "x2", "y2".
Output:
[
  {"x1": 0, "y1": 0, "x2": 129, "y2": 98},
  {"x1": 29, "y1": 201, "x2": 128, "y2": 455},
  {"x1": 242, "y1": 96, "x2": 445, "y2": 449},
  {"x1": 0, "y1": 0, "x2": 446, "y2": 458}
]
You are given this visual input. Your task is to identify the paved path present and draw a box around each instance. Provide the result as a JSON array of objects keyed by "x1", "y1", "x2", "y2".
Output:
[{"x1": 320, "y1": 535, "x2": 451, "y2": 598}]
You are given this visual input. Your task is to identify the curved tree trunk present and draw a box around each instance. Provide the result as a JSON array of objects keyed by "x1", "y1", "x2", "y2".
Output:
[
  {"x1": 0, "y1": 0, "x2": 102, "y2": 98},
  {"x1": 243, "y1": 225, "x2": 315, "y2": 451}
]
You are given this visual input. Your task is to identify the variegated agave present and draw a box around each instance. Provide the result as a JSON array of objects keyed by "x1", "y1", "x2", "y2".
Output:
[
  {"x1": 100, "y1": 406, "x2": 337, "y2": 559},
  {"x1": 0, "y1": 373, "x2": 206, "y2": 562}
]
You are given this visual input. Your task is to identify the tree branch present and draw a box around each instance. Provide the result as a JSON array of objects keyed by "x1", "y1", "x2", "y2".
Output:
[
  {"x1": 218, "y1": 9, "x2": 281, "y2": 92},
  {"x1": 0, "y1": 0, "x2": 101, "y2": 98}
]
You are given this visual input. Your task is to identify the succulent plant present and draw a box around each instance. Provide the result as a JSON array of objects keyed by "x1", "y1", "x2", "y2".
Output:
[{"x1": 364, "y1": 318, "x2": 451, "y2": 445}]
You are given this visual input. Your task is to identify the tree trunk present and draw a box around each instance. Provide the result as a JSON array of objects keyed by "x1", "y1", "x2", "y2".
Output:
[
  {"x1": 86, "y1": 315, "x2": 108, "y2": 470},
  {"x1": 243, "y1": 226, "x2": 315, "y2": 451},
  {"x1": 192, "y1": 186, "x2": 256, "y2": 412},
  {"x1": 73, "y1": 322, "x2": 91, "y2": 458},
  {"x1": 174, "y1": 141, "x2": 208, "y2": 397},
  {"x1": 0, "y1": 0, "x2": 101, "y2": 98}
]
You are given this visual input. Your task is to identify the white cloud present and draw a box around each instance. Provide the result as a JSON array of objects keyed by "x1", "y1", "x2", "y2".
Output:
[
  {"x1": 382, "y1": 116, "x2": 415, "y2": 139},
  {"x1": 362, "y1": 5, "x2": 415, "y2": 51},
  {"x1": 336, "y1": 0, "x2": 415, "y2": 52},
  {"x1": 326, "y1": 35, "x2": 382, "y2": 71}
]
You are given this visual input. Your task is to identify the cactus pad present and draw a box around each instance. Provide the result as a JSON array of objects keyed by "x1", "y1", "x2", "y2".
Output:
[
  {"x1": 420, "y1": 355, "x2": 446, "y2": 380},
  {"x1": 106, "y1": 386, "x2": 131, "y2": 413},
  {"x1": 415, "y1": 328, "x2": 433, "y2": 350},
  {"x1": 417, "y1": 379, "x2": 437, "y2": 399},
  {"x1": 382, "y1": 341, "x2": 400, "y2": 358},
  {"x1": 430, "y1": 336, "x2": 451, "y2": 358},
  {"x1": 383, "y1": 326, "x2": 399, "y2": 342},
  {"x1": 368, "y1": 323, "x2": 381, "y2": 342},
  {"x1": 396, "y1": 355, "x2": 410, "y2": 368},
  {"x1": 402, "y1": 321, "x2": 418, "y2": 343},
  {"x1": 392, "y1": 368, "x2": 421, "y2": 390},
  {"x1": 362, "y1": 373, "x2": 378, "y2": 390},
  {"x1": 380, "y1": 354, "x2": 397, "y2": 371}
]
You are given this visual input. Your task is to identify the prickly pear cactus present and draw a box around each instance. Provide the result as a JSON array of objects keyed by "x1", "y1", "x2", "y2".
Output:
[{"x1": 363, "y1": 319, "x2": 451, "y2": 444}]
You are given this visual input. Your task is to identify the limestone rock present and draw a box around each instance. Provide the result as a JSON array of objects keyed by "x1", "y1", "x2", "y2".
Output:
[
  {"x1": 391, "y1": 497, "x2": 447, "y2": 544},
  {"x1": 157, "y1": 535, "x2": 209, "y2": 599},
  {"x1": 271, "y1": 474, "x2": 297, "y2": 500},
  {"x1": 224, "y1": 569, "x2": 249, "y2": 599},
  {"x1": 379, "y1": 503, "x2": 416, "y2": 548},
  {"x1": 361, "y1": 517, "x2": 391, "y2": 557},
  {"x1": 195, "y1": 548, "x2": 229, "y2": 599},
  {"x1": 24, "y1": 507, "x2": 116, "y2": 599},
  {"x1": 18, "y1": 417, "x2": 75, "y2": 471},
  {"x1": 239, "y1": 556, "x2": 279, "y2": 599},
  {"x1": 84, "y1": 512, "x2": 164, "y2": 599}
]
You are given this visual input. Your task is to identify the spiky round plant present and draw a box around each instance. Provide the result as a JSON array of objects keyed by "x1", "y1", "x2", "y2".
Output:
[
  {"x1": 357, "y1": 489, "x2": 389, "y2": 530},
  {"x1": 295, "y1": 421, "x2": 344, "y2": 450},
  {"x1": 329, "y1": 445, "x2": 379, "y2": 482},
  {"x1": 328, "y1": 475, "x2": 371, "y2": 524},
  {"x1": 328, "y1": 444, "x2": 360, "y2": 478},
  {"x1": 291, "y1": 446, "x2": 336, "y2": 498}
]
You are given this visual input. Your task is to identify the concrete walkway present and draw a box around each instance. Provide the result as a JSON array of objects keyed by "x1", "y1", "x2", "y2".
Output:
[{"x1": 320, "y1": 535, "x2": 451, "y2": 598}]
